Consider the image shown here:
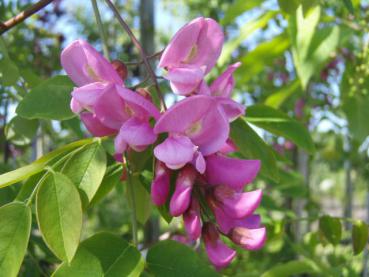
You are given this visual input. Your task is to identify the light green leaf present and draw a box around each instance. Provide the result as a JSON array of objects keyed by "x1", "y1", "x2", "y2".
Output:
[
  {"x1": 147, "y1": 240, "x2": 219, "y2": 277},
  {"x1": 0, "y1": 138, "x2": 95, "y2": 189},
  {"x1": 61, "y1": 142, "x2": 107, "y2": 208},
  {"x1": 278, "y1": 0, "x2": 300, "y2": 14},
  {"x1": 127, "y1": 176, "x2": 152, "y2": 225},
  {"x1": 52, "y1": 247, "x2": 103, "y2": 277},
  {"x1": 16, "y1": 75, "x2": 75, "y2": 120},
  {"x1": 245, "y1": 105, "x2": 315, "y2": 153},
  {"x1": 81, "y1": 232, "x2": 144, "y2": 277},
  {"x1": 343, "y1": 0, "x2": 355, "y2": 13},
  {"x1": 264, "y1": 80, "x2": 301, "y2": 108},
  {"x1": 221, "y1": 0, "x2": 263, "y2": 25},
  {"x1": 237, "y1": 34, "x2": 290, "y2": 84},
  {"x1": 231, "y1": 118, "x2": 279, "y2": 181},
  {"x1": 0, "y1": 58, "x2": 20, "y2": 86},
  {"x1": 0, "y1": 202, "x2": 32, "y2": 277},
  {"x1": 262, "y1": 260, "x2": 317, "y2": 277},
  {"x1": 352, "y1": 220, "x2": 369, "y2": 255},
  {"x1": 319, "y1": 215, "x2": 342, "y2": 245},
  {"x1": 5, "y1": 116, "x2": 38, "y2": 146},
  {"x1": 36, "y1": 172, "x2": 82, "y2": 262},
  {"x1": 219, "y1": 11, "x2": 277, "y2": 66}
]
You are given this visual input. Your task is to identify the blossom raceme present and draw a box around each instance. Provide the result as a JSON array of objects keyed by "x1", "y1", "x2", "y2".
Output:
[{"x1": 61, "y1": 40, "x2": 160, "y2": 159}]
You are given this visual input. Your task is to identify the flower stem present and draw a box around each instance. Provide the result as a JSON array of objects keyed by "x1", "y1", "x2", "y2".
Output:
[
  {"x1": 125, "y1": 156, "x2": 138, "y2": 245},
  {"x1": 104, "y1": 0, "x2": 167, "y2": 111},
  {"x1": 91, "y1": 0, "x2": 110, "y2": 60}
]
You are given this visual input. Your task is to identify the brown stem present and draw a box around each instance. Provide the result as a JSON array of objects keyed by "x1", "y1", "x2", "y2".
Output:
[
  {"x1": 0, "y1": 0, "x2": 54, "y2": 35},
  {"x1": 125, "y1": 49, "x2": 164, "y2": 66},
  {"x1": 104, "y1": 0, "x2": 167, "y2": 110}
]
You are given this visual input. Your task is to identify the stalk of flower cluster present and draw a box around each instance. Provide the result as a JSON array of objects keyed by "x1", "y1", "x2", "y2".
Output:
[
  {"x1": 90, "y1": 0, "x2": 110, "y2": 59},
  {"x1": 104, "y1": 0, "x2": 167, "y2": 111}
]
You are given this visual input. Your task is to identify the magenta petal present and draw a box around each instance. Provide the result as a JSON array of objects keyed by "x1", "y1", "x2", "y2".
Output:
[
  {"x1": 94, "y1": 86, "x2": 128, "y2": 130},
  {"x1": 154, "y1": 135, "x2": 196, "y2": 170},
  {"x1": 218, "y1": 139, "x2": 238, "y2": 154},
  {"x1": 215, "y1": 207, "x2": 261, "y2": 234},
  {"x1": 169, "y1": 166, "x2": 197, "y2": 216},
  {"x1": 114, "y1": 131, "x2": 128, "y2": 160},
  {"x1": 210, "y1": 62, "x2": 241, "y2": 98},
  {"x1": 61, "y1": 39, "x2": 123, "y2": 86},
  {"x1": 116, "y1": 86, "x2": 160, "y2": 120},
  {"x1": 159, "y1": 17, "x2": 203, "y2": 69},
  {"x1": 216, "y1": 188, "x2": 263, "y2": 219},
  {"x1": 70, "y1": 98, "x2": 83, "y2": 113},
  {"x1": 204, "y1": 238, "x2": 236, "y2": 269},
  {"x1": 117, "y1": 118, "x2": 157, "y2": 152},
  {"x1": 165, "y1": 67, "x2": 204, "y2": 96},
  {"x1": 192, "y1": 151, "x2": 206, "y2": 174},
  {"x1": 205, "y1": 154, "x2": 261, "y2": 190},
  {"x1": 71, "y1": 82, "x2": 108, "y2": 109},
  {"x1": 217, "y1": 98, "x2": 245, "y2": 122},
  {"x1": 183, "y1": 199, "x2": 202, "y2": 240},
  {"x1": 151, "y1": 162, "x2": 171, "y2": 206},
  {"x1": 80, "y1": 112, "x2": 116, "y2": 137},
  {"x1": 231, "y1": 226, "x2": 266, "y2": 251}
]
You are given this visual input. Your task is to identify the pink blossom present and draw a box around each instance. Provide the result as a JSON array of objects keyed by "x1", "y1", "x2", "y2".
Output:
[
  {"x1": 151, "y1": 161, "x2": 171, "y2": 206},
  {"x1": 209, "y1": 62, "x2": 241, "y2": 98},
  {"x1": 183, "y1": 198, "x2": 202, "y2": 240}
]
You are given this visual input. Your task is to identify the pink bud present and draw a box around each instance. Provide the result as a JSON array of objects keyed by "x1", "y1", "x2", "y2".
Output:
[
  {"x1": 183, "y1": 198, "x2": 202, "y2": 240},
  {"x1": 229, "y1": 226, "x2": 266, "y2": 251},
  {"x1": 169, "y1": 166, "x2": 197, "y2": 216},
  {"x1": 151, "y1": 161, "x2": 171, "y2": 206}
]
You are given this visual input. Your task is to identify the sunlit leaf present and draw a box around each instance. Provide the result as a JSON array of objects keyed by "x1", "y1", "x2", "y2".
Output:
[
  {"x1": 5, "y1": 116, "x2": 38, "y2": 146},
  {"x1": 319, "y1": 215, "x2": 342, "y2": 245},
  {"x1": 352, "y1": 220, "x2": 369, "y2": 255}
]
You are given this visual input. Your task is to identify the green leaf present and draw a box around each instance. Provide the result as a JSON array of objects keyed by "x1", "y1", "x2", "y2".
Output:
[
  {"x1": 264, "y1": 80, "x2": 301, "y2": 108},
  {"x1": 0, "y1": 202, "x2": 32, "y2": 277},
  {"x1": 0, "y1": 57, "x2": 20, "y2": 86},
  {"x1": 0, "y1": 138, "x2": 95, "y2": 188},
  {"x1": 352, "y1": 220, "x2": 369, "y2": 255},
  {"x1": 5, "y1": 116, "x2": 38, "y2": 146},
  {"x1": 245, "y1": 105, "x2": 315, "y2": 153},
  {"x1": 289, "y1": 6, "x2": 340, "y2": 88},
  {"x1": 219, "y1": 11, "x2": 277, "y2": 66},
  {"x1": 16, "y1": 75, "x2": 75, "y2": 120},
  {"x1": 230, "y1": 118, "x2": 279, "y2": 181},
  {"x1": 278, "y1": 0, "x2": 300, "y2": 14},
  {"x1": 343, "y1": 0, "x2": 354, "y2": 13},
  {"x1": 127, "y1": 176, "x2": 152, "y2": 225},
  {"x1": 36, "y1": 172, "x2": 82, "y2": 262},
  {"x1": 221, "y1": 0, "x2": 263, "y2": 25},
  {"x1": 61, "y1": 142, "x2": 107, "y2": 208},
  {"x1": 319, "y1": 215, "x2": 342, "y2": 245},
  {"x1": 81, "y1": 232, "x2": 144, "y2": 277},
  {"x1": 237, "y1": 34, "x2": 290, "y2": 84},
  {"x1": 52, "y1": 247, "x2": 104, "y2": 277},
  {"x1": 261, "y1": 260, "x2": 317, "y2": 277},
  {"x1": 146, "y1": 240, "x2": 219, "y2": 277}
]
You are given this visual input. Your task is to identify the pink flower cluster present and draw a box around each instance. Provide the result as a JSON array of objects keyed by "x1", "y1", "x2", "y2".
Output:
[{"x1": 61, "y1": 17, "x2": 266, "y2": 269}]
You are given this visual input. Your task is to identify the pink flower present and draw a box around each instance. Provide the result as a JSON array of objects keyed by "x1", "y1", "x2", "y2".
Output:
[
  {"x1": 154, "y1": 95, "x2": 242, "y2": 173},
  {"x1": 202, "y1": 223, "x2": 236, "y2": 269},
  {"x1": 169, "y1": 166, "x2": 197, "y2": 216},
  {"x1": 151, "y1": 161, "x2": 171, "y2": 206},
  {"x1": 209, "y1": 62, "x2": 241, "y2": 98},
  {"x1": 183, "y1": 198, "x2": 202, "y2": 240},
  {"x1": 159, "y1": 17, "x2": 224, "y2": 95}
]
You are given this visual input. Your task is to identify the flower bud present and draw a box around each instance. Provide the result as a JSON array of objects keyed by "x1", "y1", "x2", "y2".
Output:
[
  {"x1": 229, "y1": 226, "x2": 266, "y2": 251},
  {"x1": 183, "y1": 198, "x2": 202, "y2": 240},
  {"x1": 151, "y1": 161, "x2": 171, "y2": 206}
]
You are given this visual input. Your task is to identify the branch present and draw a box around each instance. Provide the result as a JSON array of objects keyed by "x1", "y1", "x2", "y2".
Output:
[
  {"x1": 125, "y1": 49, "x2": 164, "y2": 66},
  {"x1": 0, "y1": 0, "x2": 54, "y2": 35},
  {"x1": 104, "y1": 0, "x2": 167, "y2": 110}
]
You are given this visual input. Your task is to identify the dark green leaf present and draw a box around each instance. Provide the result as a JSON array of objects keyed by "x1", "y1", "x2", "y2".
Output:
[
  {"x1": 230, "y1": 118, "x2": 279, "y2": 181},
  {"x1": 127, "y1": 176, "x2": 152, "y2": 225},
  {"x1": 52, "y1": 247, "x2": 103, "y2": 277},
  {"x1": 146, "y1": 240, "x2": 219, "y2": 277},
  {"x1": 81, "y1": 232, "x2": 144, "y2": 277},
  {"x1": 221, "y1": 0, "x2": 263, "y2": 25},
  {"x1": 261, "y1": 260, "x2": 317, "y2": 277},
  {"x1": 245, "y1": 105, "x2": 315, "y2": 153},
  {"x1": 319, "y1": 215, "x2": 342, "y2": 245},
  {"x1": 5, "y1": 116, "x2": 38, "y2": 146},
  {"x1": 16, "y1": 75, "x2": 75, "y2": 120},
  {"x1": 61, "y1": 142, "x2": 107, "y2": 208},
  {"x1": 278, "y1": 0, "x2": 300, "y2": 14},
  {"x1": 36, "y1": 172, "x2": 82, "y2": 262},
  {"x1": 343, "y1": 0, "x2": 354, "y2": 13},
  {"x1": 0, "y1": 202, "x2": 32, "y2": 277},
  {"x1": 0, "y1": 57, "x2": 20, "y2": 86},
  {"x1": 352, "y1": 220, "x2": 369, "y2": 255}
]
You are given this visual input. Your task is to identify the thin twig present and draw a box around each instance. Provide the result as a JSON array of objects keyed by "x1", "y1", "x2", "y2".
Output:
[
  {"x1": 130, "y1": 75, "x2": 151, "y2": 90},
  {"x1": 104, "y1": 0, "x2": 167, "y2": 110},
  {"x1": 91, "y1": 0, "x2": 110, "y2": 59},
  {"x1": 125, "y1": 49, "x2": 164, "y2": 66},
  {"x1": 0, "y1": 0, "x2": 54, "y2": 35}
]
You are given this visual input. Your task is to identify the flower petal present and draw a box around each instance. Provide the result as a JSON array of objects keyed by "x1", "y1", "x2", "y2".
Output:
[
  {"x1": 231, "y1": 226, "x2": 266, "y2": 251},
  {"x1": 71, "y1": 82, "x2": 108, "y2": 109},
  {"x1": 216, "y1": 98, "x2": 245, "y2": 122},
  {"x1": 205, "y1": 154, "x2": 260, "y2": 190},
  {"x1": 80, "y1": 112, "x2": 116, "y2": 137},
  {"x1": 165, "y1": 66, "x2": 204, "y2": 96},
  {"x1": 151, "y1": 162, "x2": 171, "y2": 206},
  {"x1": 61, "y1": 39, "x2": 123, "y2": 86},
  {"x1": 183, "y1": 198, "x2": 202, "y2": 240},
  {"x1": 154, "y1": 135, "x2": 196, "y2": 170},
  {"x1": 210, "y1": 62, "x2": 241, "y2": 98}
]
